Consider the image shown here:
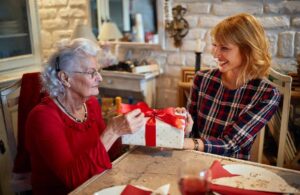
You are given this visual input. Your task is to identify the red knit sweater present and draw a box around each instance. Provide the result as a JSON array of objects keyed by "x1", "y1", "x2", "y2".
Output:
[{"x1": 26, "y1": 96, "x2": 112, "y2": 195}]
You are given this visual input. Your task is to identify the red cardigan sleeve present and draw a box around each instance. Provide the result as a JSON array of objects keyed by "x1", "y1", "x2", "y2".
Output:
[{"x1": 26, "y1": 97, "x2": 112, "y2": 191}]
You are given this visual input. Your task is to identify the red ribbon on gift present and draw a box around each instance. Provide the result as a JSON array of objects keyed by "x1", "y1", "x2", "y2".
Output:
[{"x1": 119, "y1": 102, "x2": 184, "y2": 147}]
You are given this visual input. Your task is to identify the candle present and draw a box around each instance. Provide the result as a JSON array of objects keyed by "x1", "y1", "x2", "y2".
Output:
[
  {"x1": 122, "y1": 0, "x2": 130, "y2": 32},
  {"x1": 164, "y1": 0, "x2": 173, "y2": 22},
  {"x1": 96, "y1": 0, "x2": 103, "y2": 33},
  {"x1": 105, "y1": 0, "x2": 110, "y2": 20},
  {"x1": 196, "y1": 39, "x2": 201, "y2": 53},
  {"x1": 135, "y1": 13, "x2": 145, "y2": 43},
  {"x1": 100, "y1": 0, "x2": 107, "y2": 20},
  {"x1": 168, "y1": 0, "x2": 173, "y2": 21}
]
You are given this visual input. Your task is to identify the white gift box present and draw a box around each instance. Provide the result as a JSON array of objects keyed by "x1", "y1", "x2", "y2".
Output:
[{"x1": 122, "y1": 112, "x2": 186, "y2": 149}]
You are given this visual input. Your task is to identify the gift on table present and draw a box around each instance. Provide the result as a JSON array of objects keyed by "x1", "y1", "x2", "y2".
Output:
[{"x1": 120, "y1": 102, "x2": 186, "y2": 149}]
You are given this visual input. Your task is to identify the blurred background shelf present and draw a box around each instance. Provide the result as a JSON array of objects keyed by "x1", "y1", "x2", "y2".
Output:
[{"x1": 99, "y1": 70, "x2": 160, "y2": 108}]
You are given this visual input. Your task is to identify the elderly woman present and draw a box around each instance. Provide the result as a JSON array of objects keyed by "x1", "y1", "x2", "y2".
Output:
[
  {"x1": 25, "y1": 38, "x2": 144, "y2": 195},
  {"x1": 181, "y1": 13, "x2": 280, "y2": 160}
]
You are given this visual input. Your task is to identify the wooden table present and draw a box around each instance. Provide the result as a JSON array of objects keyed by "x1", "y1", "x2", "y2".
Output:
[{"x1": 70, "y1": 146, "x2": 300, "y2": 195}]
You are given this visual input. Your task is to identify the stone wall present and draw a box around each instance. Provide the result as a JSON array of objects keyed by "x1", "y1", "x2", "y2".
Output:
[
  {"x1": 37, "y1": 0, "x2": 300, "y2": 108},
  {"x1": 37, "y1": 0, "x2": 89, "y2": 60},
  {"x1": 152, "y1": 0, "x2": 300, "y2": 108}
]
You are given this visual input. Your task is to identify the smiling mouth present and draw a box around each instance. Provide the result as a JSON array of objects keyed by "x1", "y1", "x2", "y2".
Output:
[{"x1": 219, "y1": 61, "x2": 228, "y2": 67}]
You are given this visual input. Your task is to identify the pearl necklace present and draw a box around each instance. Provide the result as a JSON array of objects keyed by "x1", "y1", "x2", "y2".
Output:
[{"x1": 56, "y1": 98, "x2": 87, "y2": 123}]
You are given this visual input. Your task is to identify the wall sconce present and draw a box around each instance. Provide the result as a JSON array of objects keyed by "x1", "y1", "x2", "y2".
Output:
[{"x1": 165, "y1": 4, "x2": 189, "y2": 48}]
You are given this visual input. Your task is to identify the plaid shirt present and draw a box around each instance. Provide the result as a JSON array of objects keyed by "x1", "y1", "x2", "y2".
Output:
[{"x1": 187, "y1": 69, "x2": 280, "y2": 160}]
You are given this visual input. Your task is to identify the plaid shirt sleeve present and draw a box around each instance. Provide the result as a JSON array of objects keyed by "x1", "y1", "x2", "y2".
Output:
[
  {"x1": 187, "y1": 72, "x2": 201, "y2": 121},
  {"x1": 186, "y1": 71, "x2": 205, "y2": 138},
  {"x1": 202, "y1": 86, "x2": 281, "y2": 157}
]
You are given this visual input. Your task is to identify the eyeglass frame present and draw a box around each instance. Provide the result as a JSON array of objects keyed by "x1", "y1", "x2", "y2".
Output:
[
  {"x1": 67, "y1": 70, "x2": 101, "y2": 79},
  {"x1": 55, "y1": 55, "x2": 101, "y2": 79}
]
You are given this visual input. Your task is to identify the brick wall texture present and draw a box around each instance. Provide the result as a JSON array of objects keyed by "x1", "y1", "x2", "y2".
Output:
[{"x1": 38, "y1": 0, "x2": 300, "y2": 108}]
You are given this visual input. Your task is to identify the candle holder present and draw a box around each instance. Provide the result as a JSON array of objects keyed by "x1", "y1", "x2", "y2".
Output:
[
  {"x1": 297, "y1": 53, "x2": 300, "y2": 75},
  {"x1": 195, "y1": 52, "x2": 202, "y2": 73}
]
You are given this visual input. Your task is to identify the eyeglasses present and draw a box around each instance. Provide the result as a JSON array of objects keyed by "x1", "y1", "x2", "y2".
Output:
[
  {"x1": 54, "y1": 55, "x2": 101, "y2": 79},
  {"x1": 68, "y1": 70, "x2": 101, "y2": 79}
]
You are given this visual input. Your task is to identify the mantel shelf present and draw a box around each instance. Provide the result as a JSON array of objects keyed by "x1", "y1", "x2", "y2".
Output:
[
  {"x1": 99, "y1": 41, "x2": 162, "y2": 50},
  {"x1": 101, "y1": 70, "x2": 160, "y2": 80}
]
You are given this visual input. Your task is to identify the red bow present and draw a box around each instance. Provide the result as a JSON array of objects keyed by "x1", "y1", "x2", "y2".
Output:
[{"x1": 120, "y1": 102, "x2": 184, "y2": 146}]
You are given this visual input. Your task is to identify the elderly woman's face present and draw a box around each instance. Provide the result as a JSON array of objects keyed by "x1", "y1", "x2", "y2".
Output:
[{"x1": 68, "y1": 56, "x2": 102, "y2": 99}]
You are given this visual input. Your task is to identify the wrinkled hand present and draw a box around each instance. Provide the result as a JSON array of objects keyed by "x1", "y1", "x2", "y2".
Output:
[
  {"x1": 109, "y1": 109, "x2": 145, "y2": 136},
  {"x1": 175, "y1": 107, "x2": 193, "y2": 136}
]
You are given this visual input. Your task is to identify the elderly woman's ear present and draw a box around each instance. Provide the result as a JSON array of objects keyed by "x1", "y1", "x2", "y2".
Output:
[{"x1": 58, "y1": 71, "x2": 71, "y2": 88}]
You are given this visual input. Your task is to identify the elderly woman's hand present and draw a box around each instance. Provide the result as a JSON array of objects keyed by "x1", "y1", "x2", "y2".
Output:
[
  {"x1": 175, "y1": 107, "x2": 193, "y2": 136},
  {"x1": 109, "y1": 109, "x2": 145, "y2": 136}
]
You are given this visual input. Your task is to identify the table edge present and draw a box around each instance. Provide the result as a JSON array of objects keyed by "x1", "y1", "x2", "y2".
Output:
[
  {"x1": 69, "y1": 146, "x2": 300, "y2": 194},
  {"x1": 69, "y1": 146, "x2": 138, "y2": 195}
]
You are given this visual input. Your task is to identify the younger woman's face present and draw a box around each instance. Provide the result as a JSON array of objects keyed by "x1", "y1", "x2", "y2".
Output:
[{"x1": 211, "y1": 41, "x2": 243, "y2": 74}]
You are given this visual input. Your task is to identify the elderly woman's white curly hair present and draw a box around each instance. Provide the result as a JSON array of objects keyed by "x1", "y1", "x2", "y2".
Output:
[{"x1": 41, "y1": 38, "x2": 101, "y2": 97}]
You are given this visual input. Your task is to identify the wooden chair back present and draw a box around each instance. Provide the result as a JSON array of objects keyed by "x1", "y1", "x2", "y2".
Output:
[
  {"x1": 0, "y1": 72, "x2": 45, "y2": 193},
  {"x1": 0, "y1": 80, "x2": 21, "y2": 162},
  {"x1": 0, "y1": 80, "x2": 32, "y2": 193},
  {"x1": 253, "y1": 68, "x2": 293, "y2": 167},
  {"x1": 178, "y1": 67, "x2": 198, "y2": 107}
]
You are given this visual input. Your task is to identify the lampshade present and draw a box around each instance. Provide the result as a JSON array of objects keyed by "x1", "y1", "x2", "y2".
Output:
[
  {"x1": 72, "y1": 24, "x2": 98, "y2": 43},
  {"x1": 98, "y1": 21, "x2": 123, "y2": 41}
]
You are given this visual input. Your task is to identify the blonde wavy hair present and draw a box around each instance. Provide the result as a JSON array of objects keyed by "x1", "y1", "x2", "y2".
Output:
[{"x1": 211, "y1": 13, "x2": 271, "y2": 85}]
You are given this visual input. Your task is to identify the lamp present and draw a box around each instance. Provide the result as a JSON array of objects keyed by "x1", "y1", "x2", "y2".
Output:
[
  {"x1": 98, "y1": 21, "x2": 123, "y2": 41},
  {"x1": 97, "y1": 21, "x2": 123, "y2": 68},
  {"x1": 71, "y1": 23, "x2": 98, "y2": 43}
]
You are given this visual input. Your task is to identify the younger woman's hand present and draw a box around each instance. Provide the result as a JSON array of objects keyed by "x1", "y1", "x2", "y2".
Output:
[
  {"x1": 185, "y1": 112, "x2": 194, "y2": 136},
  {"x1": 175, "y1": 107, "x2": 186, "y2": 114},
  {"x1": 175, "y1": 107, "x2": 193, "y2": 136}
]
